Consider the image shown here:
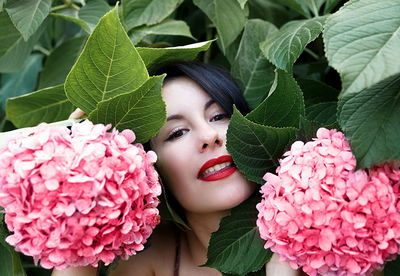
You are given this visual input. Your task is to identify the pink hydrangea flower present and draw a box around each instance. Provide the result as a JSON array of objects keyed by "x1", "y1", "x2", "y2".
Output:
[
  {"x1": 0, "y1": 120, "x2": 161, "y2": 270},
  {"x1": 256, "y1": 128, "x2": 400, "y2": 276}
]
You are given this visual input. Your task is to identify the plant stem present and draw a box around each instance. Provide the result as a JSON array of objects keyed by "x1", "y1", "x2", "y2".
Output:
[
  {"x1": 203, "y1": 17, "x2": 213, "y2": 64},
  {"x1": 51, "y1": 4, "x2": 68, "y2": 12},
  {"x1": 304, "y1": 48, "x2": 319, "y2": 60},
  {"x1": 34, "y1": 45, "x2": 51, "y2": 56},
  {"x1": 310, "y1": 1, "x2": 319, "y2": 17}
]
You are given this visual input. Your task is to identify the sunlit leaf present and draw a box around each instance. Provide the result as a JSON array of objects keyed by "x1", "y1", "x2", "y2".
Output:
[
  {"x1": 338, "y1": 73, "x2": 400, "y2": 169},
  {"x1": 324, "y1": 0, "x2": 400, "y2": 96},
  {"x1": 88, "y1": 75, "x2": 166, "y2": 143},
  {"x1": 65, "y1": 6, "x2": 149, "y2": 114},
  {"x1": 204, "y1": 195, "x2": 272, "y2": 275},
  {"x1": 227, "y1": 107, "x2": 297, "y2": 184},
  {"x1": 193, "y1": 0, "x2": 247, "y2": 52},
  {"x1": 5, "y1": 0, "x2": 51, "y2": 41},
  {"x1": 231, "y1": 19, "x2": 277, "y2": 109},
  {"x1": 6, "y1": 84, "x2": 75, "y2": 128},
  {"x1": 260, "y1": 16, "x2": 326, "y2": 73}
]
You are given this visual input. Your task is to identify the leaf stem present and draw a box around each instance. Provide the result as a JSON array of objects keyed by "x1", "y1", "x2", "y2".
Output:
[
  {"x1": 203, "y1": 17, "x2": 213, "y2": 64},
  {"x1": 34, "y1": 45, "x2": 51, "y2": 56},
  {"x1": 51, "y1": 4, "x2": 68, "y2": 12},
  {"x1": 304, "y1": 48, "x2": 319, "y2": 60},
  {"x1": 310, "y1": 1, "x2": 319, "y2": 17}
]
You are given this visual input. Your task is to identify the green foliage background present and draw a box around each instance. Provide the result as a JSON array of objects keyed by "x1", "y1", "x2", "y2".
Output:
[{"x1": 0, "y1": 0, "x2": 399, "y2": 275}]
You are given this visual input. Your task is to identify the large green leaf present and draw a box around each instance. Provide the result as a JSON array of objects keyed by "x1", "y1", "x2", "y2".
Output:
[
  {"x1": 78, "y1": 0, "x2": 110, "y2": 32},
  {"x1": 6, "y1": 84, "x2": 75, "y2": 128},
  {"x1": 297, "y1": 78, "x2": 339, "y2": 107},
  {"x1": 324, "y1": 0, "x2": 400, "y2": 97},
  {"x1": 5, "y1": 0, "x2": 51, "y2": 41},
  {"x1": 0, "y1": 12, "x2": 45, "y2": 73},
  {"x1": 130, "y1": 19, "x2": 195, "y2": 45},
  {"x1": 260, "y1": 16, "x2": 326, "y2": 73},
  {"x1": 0, "y1": 54, "x2": 43, "y2": 117},
  {"x1": 246, "y1": 69, "x2": 305, "y2": 129},
  {"x1": 65, "y1": 6, "x2": 149, "y2": 114},
  {"x1": 50, "y1": 12, "x2": 91, "y2": 33},
  {"x1": 306, "y1": 101, "x2": 337, "y2": 125},
  {"x1": 193, "y1": 0, "x2": 247, "y2": 52},
  {"x1": 204, "y1": 195, "x2": 272, "y2": 275},
  {"x1": 88, "y1": 75, "x2": 166, "y2": 143},
  {"x1": 136, "y1": 40, "x2": 213, "y2": 73},
  {"x1": 227, "y1": 107, "x2": 297, "y2": 184},
  {"x1": 39, "y1": 36, "x2": 87, "y2": 89},
  {"x1": 231, "y1": 19, "x2": 277, "y2": 109},
  {"x1": 338, "y1": 73, "x2": 400, "y2": 169},
  {"x1": 122, "y1": 0, "x2": 183, "y2": 31}
]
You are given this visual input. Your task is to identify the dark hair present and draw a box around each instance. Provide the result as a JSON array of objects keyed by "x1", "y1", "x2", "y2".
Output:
[{"x1": 156, "y1": 61, "x2": 250, "y2": 116}]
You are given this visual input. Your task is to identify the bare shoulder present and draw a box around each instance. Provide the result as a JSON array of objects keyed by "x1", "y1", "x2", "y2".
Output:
[{"x1": 108, "y1": 223, "x2": 179, "y2": 276}]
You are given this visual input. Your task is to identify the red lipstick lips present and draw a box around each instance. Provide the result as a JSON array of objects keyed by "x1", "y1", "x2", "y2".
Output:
[{"x1": 198, "y1": 155, "x2": 237, "y2": 181}]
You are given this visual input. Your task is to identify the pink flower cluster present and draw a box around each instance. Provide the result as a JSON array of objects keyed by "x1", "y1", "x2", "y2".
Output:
[
  {"x1": 0, "y1": 120, "x2": 161, "y2": 269},
  {"x1": 256, "y1": 128, "x2": 400, "y2": 276}
]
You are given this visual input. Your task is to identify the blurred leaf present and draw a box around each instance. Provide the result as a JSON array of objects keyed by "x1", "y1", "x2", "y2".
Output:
[
  {"x1": 5, "y1": 0, "x2": 51, "y2": 41},
  {"x1": 78, "y1": 0, "x2": 111, "y2": 31},
  {"x1": 223, "y1": 266, "x2": 266, "y2": 276},
  {"x1": 0, "y1": 54, "x2": 43, "y2": 118},
  {"x1": 385, "y1": 255, "x2": 400, "y2": 276},
  {"x1": 297, "y1": 78, "x2": 339, "y2": 107},
  {"x1": 324, "y1": 0, "x2": 400, "y2": 97},
  {"x1": 247, "y1": 0, "x2": 290, "y2": 28},
  {"x1": 6, "y1": 84, "x2": 75, "y2": 128},
  {"x1": 231, "y1": 19, "x2": 277, "y2": 109},
  {"x1": 261, "y1": 16, "x2": 326, "y2": 73},
  {"x1": 0, "y1": 12, "x2": 45, "y2": 73},
  {"x1": 39, "y1": 36, "x2": 87, "y2": 89},
  {"x1": 65, "y1": 6, "x2": 149, "y2": 114},
  {"x1": 122, "y1": 0, "x2": 183, "y2": 31},
  {"x1": 306, "y1": 101, "x2": 337, "y2": 125},
  {"x1": 193, "y1": 0, "x2": 247, "y2": 52},
  {"x1": 246, "y1": 69, "x2": 305, "y2": 129},
  {"x1": 137, "y1": 40, "x2": 213, "y2": 73},
  {"x1": 273, "y1": 0, "x2": 311, "y2": 18},
  {"x1": 88, "y1": 75, "x2": 166, "y2": 143},
  {"x1": 130, "y1": 19, "x2": 195, "y2": 45},
  {"x1": 338, "y1": 73, "x2": 400, "y2": 169},
  {"x1": 296, "y1": 116, "x2": 324, "y2": 143},
  {"x1": 0, "y1": 0, "x2": 3, "y2": 10},
  {"x1": 323, "y1": 0, "x2": 341, "y2": 14},
  {"x1": 237, "y1": 0, "x2": 247, "y2": 9},
  {"x1": 227, "y1": 107, "x2": 297, "y2": 184},
  {"x1": 204, "y1": 195, "x2": 272, "y2": 275},
  {"x1": 50, "y1": 12, "x2": 91, "y2": 33},
  {"x1": 303, "y1": 0, "x2": 325, "y2": 16}
]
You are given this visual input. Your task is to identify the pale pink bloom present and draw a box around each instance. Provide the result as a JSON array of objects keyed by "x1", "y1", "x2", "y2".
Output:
[
  {"x1": 257, "y1": 128, "x2": 400, "y2": 276},
  {"x1": 0, "y1": 120, "x2": 161, "y2": 269}
]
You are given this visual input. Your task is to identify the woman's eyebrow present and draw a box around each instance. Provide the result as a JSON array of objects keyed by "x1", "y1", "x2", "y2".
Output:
[
  {"x1": 204, "y1": 99, "x2": 215, "y2": 110},
  {"x1": 166, "y1": 114, "x2": 183, "y2": 121}
]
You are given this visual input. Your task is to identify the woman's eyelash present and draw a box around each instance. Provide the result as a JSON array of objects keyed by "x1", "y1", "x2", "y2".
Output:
[
  {"x1": 166, "y1": 128, "x2": 187, "y2": 141},
  {"x1": 211, "y1": 113, "x2": 229, "y2": 122}
]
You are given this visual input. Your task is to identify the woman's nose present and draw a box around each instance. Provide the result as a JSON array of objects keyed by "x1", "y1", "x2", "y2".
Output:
[{"x1": 199, "y1": 124, "x2": 222, "y2": 152}]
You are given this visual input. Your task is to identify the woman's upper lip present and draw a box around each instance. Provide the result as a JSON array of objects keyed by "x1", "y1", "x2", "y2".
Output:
[{"x1": 198, "y1": 155, "x2": 233, "y2": 177}]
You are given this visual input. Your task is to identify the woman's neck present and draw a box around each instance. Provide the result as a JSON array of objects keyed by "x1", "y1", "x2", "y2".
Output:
[{"x1": 184, "y1": 210, "x2": 230, "y2": 265}]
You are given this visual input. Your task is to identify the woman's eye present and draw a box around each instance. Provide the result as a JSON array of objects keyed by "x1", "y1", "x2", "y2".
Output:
[
  {"x1": 210, "y1": 113, "x2": 229, "y2": 122},
  {"x1": 166, "y1": 129, "x2": 187, "y2": 141}
]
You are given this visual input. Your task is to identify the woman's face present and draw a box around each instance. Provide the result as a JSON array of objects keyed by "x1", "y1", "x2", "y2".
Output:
[{"x1": 150, "y1": 76, "x2": 255, "y2": 214}]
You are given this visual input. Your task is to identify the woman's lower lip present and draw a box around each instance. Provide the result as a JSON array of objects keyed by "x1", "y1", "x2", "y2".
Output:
[{"x1": 199, "y1": 167, "x2": 237, "y2": 182}]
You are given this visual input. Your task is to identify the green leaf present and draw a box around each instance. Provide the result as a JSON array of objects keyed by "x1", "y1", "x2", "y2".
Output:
[
  {"x1": 122, "y1": 0, "x2": 183, "y2": 31},
  {"x1": 237, "y1": 0, "x2": 247, "y2": 9},
  {"x1": 297, "y1": 78, "x2": 339, "y2": 107},
  {"x1": 227, "y1": 107, "x2": 297, "y2": 184},
  {"x1": 193, "y1": 0, "x2": 247, "y2": 52},
  {"x1": 6, "y1": 84, "x2": 75, "y2": 128},
  {"x1": 65, "y1": 6, "x2": 149, "y2": 114},
  {"x1": 136, "y1": 40, "x2": 213, "y2": 73},
  {"x1": 385, "y1": 255, "x2": 400, "y2": 276},
  {"x1": 247, "y1": 0, "x2": 290, "y2": 28},
  {"x1": 0, "y1": 0, "x2": 4, "y2": 10},
  {"x1": 50, "y1": 12, "x2": 91, "y2": 33},
  {"x1": 5, "y1": 0, "x2": 51, "y2": 41},
  {"x1": 39, "y1": 36, "x2": 87, "y2": 89},
  {"x1": 260, "y1": 16, "x2": 326, "y2": 73},
  {"x1": 231, "y1": 19, "x2": 277, "y2": 109},
  {"x1": 323, "y1": 0, "x2": 400, "y2": 97},
  {"x1": 246, "y1": 69, "x2": 305, "y2": 129},
  {"x1": 0, "y1": 12, "x2": 45, "y2": 73},
  {"x1": 296, "y1": 116, "x2": 324, "y2": 143},
  {"x1": 273, "y1": 0, "x2": 311, "y2": 18},
  {"x1": 130, "y1": 19, "x2": 195, "y2": 45},
  {"x1": 323, "y1": 0, "x2": 341, "y2": 14},
  {"x1": 88, "y1": 75, "x2": 166, "y2": 143},
  {"x1": 306, "y1": 101, "x2": 337, "y2": 125},
  {"x1": 337, "y1": 73, "x2": 400, "y2": 169},
  {"x1": 204, "y1": 195, "x2": 272, "y2": 275},
  {"x1": 303, "y1": 0, "x2": 325, "y2": 16},
  {"x1": 78, "y1": 0, "x2": 111, "y2": 32},
  {"x1": 0, "y1": 54, "x2": 43, "y2": 117}
]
